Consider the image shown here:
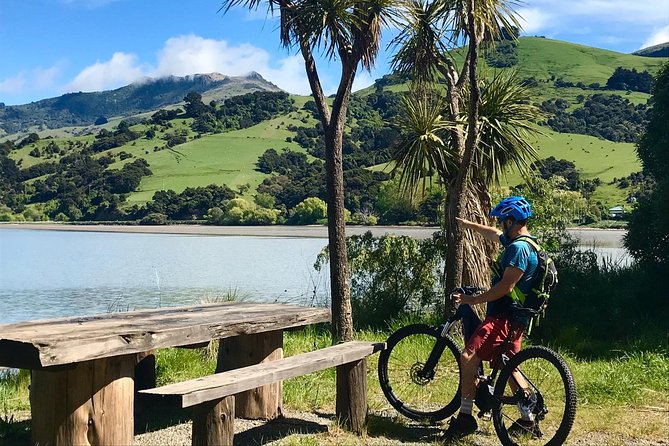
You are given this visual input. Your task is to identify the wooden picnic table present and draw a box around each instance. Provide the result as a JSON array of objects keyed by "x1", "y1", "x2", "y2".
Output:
[{"x1": 0, "y1": 302, "x2": 330, "y2": 445}]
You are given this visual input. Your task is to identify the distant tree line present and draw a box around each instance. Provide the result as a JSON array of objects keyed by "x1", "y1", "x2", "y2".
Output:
[
  {"x1": 531, "y1": 156, "x2": 601, "y2": 197},
  {"x1": 174, "y1": 90, "x2": 296, "y2": 134},
  {"x1": 554, "y1": 66, "x2": 654, "y2": 93},
  {"x1": 91, "y1": 120, "x2": 141, "y2": 152},
  {"x1": 541, "y1": 94, "x2": 650, "y2": 142},
  {"x1": 606, "y1": 67, "x2": 653, "y2": 93}
]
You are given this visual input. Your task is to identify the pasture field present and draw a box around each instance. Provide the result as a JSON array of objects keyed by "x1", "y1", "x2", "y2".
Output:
[
  {"x1": 514, "y1": 37, "x2": 667, "y2": 84},
  {"x1": 121, "y1": 107, "x2": 313, "y2": 203}
]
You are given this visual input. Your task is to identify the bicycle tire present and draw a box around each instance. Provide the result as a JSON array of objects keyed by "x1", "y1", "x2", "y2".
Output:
[
  {"x1": 378, "y1": 324, "x2": 462, "y2": 423},
  {"x1": 492, "y1": 346, "x2": 577, "y2": 446}
]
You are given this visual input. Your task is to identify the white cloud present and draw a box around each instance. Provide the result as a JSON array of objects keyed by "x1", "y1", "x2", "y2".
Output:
[
  {"x1": 517, "y1": 0, "x2": 668, "y2": 37},
  {"x1": 517, "y1": 8, "x2": 551, "y2": 34},
  {"x1": 152, "y1": 35, "x2": 313, "y2": 94},
  {"x1": 0, "y1": 73, "x2": 26, "y2": 93},
  {"x1": 33, "y1": 64, "x2": 64, "y2": 89},
  {"x1": 153, "y1": 35, "x2": 268, "y2": 78},
  {"x1": 523, "y1": 0, "x2": 668, "y2": 25},
  {"x1": 258, "y1": 54, "x2": 312, "y2": 95},
  {"x1": 640, "y1": 25, "x2": 669, "y2": 49},
  {"x1": 61, "y1": 35, "x2": 317, "y2": 96},
  {"x1": 66, "y1": 52, "x2": 144, "y2": 93},
  {"x1": 0, "y1": 63, "x2": 63, "y2": 95}
]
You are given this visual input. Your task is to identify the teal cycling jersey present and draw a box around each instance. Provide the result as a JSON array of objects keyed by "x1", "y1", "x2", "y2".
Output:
[{"x1": 486, "y1": 235, "x2": 539, "y2": 317}]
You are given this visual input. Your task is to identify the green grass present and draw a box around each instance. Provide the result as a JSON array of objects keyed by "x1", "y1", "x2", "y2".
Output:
[
  {"x1": 500, "y1": 129, "x2": 640, "y2": 207},
  {"x1": 0, "y1": 326, "x2": 666, "y2": 443},
  {"x1": 108, "y1": 104, "x2": 313, "y2": 203},
  {"x1": 513, "y1": 37, "x2": 667, "y2": 85}
]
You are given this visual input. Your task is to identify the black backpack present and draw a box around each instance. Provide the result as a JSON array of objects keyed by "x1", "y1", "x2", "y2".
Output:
[{"x1": 514, "y1": 236, "x2": 558, "y2": 312}]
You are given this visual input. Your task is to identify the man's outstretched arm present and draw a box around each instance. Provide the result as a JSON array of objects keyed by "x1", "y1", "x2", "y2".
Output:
[{"x1": 456, "y1": 217, "x2": 502, "y2": 243}]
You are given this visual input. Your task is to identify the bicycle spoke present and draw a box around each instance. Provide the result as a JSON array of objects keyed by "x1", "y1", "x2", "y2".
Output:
[
  {"x1": 379, "y1": 325, "x2": 462, "y2": 421},
  {"x1": 493, "y1": 347, "x2": 576, "y2": 446}
]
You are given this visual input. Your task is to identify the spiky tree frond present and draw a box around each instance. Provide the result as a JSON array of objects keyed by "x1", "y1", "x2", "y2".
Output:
[
  {"x1": 390, "y1": 0, "x2": 451, "y2": 84},
  {"x1": 352, "y1": 0, "x2": 397, "y2": 69},
  {"x1": 443, "y1": 0, "x2": 522, "y2": 42},
  {"x1": 394, "y1": 71, "x2": 542, "y2": 191},
  {"x1": 468, "y1": 70, "x2": 545, "y2": 185},
  {"x1": 391, "y1": 90, "x2": 458, "y2": 194}
]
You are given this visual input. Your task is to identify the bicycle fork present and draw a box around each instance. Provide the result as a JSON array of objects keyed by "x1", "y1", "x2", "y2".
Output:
[{"x1": 414, "y1": 319, "x2": 458, "y2": 381}]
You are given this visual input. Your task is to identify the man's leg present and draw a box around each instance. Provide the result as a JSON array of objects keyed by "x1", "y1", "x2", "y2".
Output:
[{"x1": 444, "y1": 349, "x2": 481, "y2": 439}]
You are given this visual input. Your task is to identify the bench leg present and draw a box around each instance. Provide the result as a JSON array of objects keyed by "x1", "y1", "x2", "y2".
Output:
[
  {"x1": 336, "y1": 357, "x2": 368, "y2": 434},
  {"x1": 217, "y1": 330, "x2": 283, "y2": 420},
  {"x1": 192, "y1": 395, "x2": 235, "y2": 446},
  {"x1": 30, "y1": 354, "x2": 135, "y2": 445}
]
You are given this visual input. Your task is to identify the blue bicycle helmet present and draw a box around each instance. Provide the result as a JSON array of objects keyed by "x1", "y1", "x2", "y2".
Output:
[{"x1": 490, "y1": 195, "x2": 533, "y2": 221}]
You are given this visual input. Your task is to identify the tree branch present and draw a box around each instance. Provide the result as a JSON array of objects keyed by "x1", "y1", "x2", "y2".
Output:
[{"x1": 297, "y1": 37, "x2": 332, "y2": 128}]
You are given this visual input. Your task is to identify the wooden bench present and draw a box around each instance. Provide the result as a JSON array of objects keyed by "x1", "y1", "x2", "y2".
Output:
[{"x1": 141, "y1": 340, "x2": 385, "y2": 445}]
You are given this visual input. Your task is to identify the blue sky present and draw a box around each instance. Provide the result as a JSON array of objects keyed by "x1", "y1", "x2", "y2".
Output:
[{"x1": 1, "y1": 0, "x2": 668, "y2": 106}]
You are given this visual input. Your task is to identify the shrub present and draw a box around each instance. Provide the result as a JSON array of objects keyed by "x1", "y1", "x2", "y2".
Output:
[
  {"x1": 290, "y1": 197, "x2": 327, "y2": 224},
  {"x1": 140, "y1": 212, "x2": 168, "y2": 225},
  {"x1": 533, "y1": 243, "x2": 667, "y2": 355},
  {"x1": 315, "y1": 231, "x2": 445, "y2": 328}
]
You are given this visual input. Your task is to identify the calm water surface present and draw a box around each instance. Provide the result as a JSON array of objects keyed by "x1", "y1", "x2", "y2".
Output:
[
  {"x1": 0, "y1": 228, "x2": 629, "y2": 325},
  {"x1": 0, "y1": 229, "x2": 330, "y2": 324}
]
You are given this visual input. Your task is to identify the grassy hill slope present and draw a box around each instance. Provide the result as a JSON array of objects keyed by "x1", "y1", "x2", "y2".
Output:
[
  {"x1": 115, "y1": 96, "x2": 314, "y2": 204},
  {"x1": 0, "y1": 72, "x2": 280, "y2": 135},
  {"x1": 514, "y1": 37, "x2": 666, "y2": 83},
  {"x1": 6, "y1": 38, "x2": 665, "y2": 214}
]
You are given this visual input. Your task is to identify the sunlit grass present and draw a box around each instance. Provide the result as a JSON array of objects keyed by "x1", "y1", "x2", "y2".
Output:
[{"x1": 0, "y1": 326, "x2": 667, "y2": 443}]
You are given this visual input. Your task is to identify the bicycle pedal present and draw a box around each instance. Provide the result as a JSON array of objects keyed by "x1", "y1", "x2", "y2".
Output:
[{"x1": 477, "y1": 410, "x2": 492, "y2": 421}]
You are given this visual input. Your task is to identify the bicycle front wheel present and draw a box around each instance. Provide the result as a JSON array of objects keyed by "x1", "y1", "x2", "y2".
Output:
[
  {"x1": 378, "y1": 324, "x2": 461, "y2": 423},
  {"x1": 492, "y1": 346, "x2": 577, "y2": 446}
]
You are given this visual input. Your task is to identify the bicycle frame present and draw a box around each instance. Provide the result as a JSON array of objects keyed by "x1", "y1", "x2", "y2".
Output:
[{"x1": 418, "y1": 310, "x2": 546, "y2": 416}]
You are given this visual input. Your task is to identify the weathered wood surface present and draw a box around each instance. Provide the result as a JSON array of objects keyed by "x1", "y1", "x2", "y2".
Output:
[
  {"x1": 192, "y1": 395, "x2": 235, "y2": 446},
  {"x1": 0, "y1": 303, "x2": 330, "y2": 369},
  {"x1": 336, "y1": 358, "x2": 368, "y2": 434},
  {"x1": 30, "y1": 354, "x2": 135, "y2": 445},
  {"x1": 217, "y1": 331, "x2": 283, "y2": 420},
  {"x1": 141, "y1": 341, "x2": 385, "y2": 408}
]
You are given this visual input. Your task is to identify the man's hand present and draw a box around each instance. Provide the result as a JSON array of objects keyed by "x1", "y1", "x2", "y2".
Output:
[
  {"x1": 455, "y1": 216, "x2": 502, "y2": 242},
  {"x1": 451, "y1": 292, "x2": 475, "y2": 307},
  {"x1": 455, "y1": 217, "x2": 475, "y2": 228}
]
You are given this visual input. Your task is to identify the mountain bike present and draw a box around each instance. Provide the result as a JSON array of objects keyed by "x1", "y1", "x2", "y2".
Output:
[{"x1": 378, "y1": 287, "x2": 577, "y2": 446}]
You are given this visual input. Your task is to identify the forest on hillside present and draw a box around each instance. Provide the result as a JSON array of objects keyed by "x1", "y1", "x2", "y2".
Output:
[{"x1": 0, "y1": 61, "x2": 662, "y2": 225}]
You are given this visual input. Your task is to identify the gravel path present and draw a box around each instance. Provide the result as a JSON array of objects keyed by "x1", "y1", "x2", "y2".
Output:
[{"x1": 134, "y1": 409, "x2": 668, "y2": 446}]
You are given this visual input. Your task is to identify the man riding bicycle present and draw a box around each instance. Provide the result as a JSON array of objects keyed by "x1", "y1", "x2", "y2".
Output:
[{"x1": 445, "y1": 195, "x2": 540, "y2": 440}]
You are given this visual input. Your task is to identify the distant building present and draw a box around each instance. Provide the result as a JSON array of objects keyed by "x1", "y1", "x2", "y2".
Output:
[{"x1": 609, "y1": 205, "x2": 624, "y2": 219}]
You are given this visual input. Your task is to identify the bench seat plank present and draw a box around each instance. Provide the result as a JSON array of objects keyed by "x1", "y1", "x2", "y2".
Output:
[{"x1": 141, "y1": 341, "x2": 384, "y2": 408}]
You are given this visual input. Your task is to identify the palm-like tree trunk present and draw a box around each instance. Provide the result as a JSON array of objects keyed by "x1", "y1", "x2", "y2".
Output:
[
  {"x1": 445, "y1": 0, "x2": 483, "y2": 296},
  {"x1": 298, "y1": 37, "x2": 356, "y2": 343}
]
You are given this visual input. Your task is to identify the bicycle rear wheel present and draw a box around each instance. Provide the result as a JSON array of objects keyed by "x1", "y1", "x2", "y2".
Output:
[
  {"x1": 492, "y1": 346, "x2": 577, "y2": 446},
  {"x1": 378, "y1": 324, "x2": 461, "y2": 423}
]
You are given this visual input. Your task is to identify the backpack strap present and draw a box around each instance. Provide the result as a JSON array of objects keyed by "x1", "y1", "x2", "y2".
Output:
[{"x1": 513, "y1": 235, "x2": 541, "y2": 252}]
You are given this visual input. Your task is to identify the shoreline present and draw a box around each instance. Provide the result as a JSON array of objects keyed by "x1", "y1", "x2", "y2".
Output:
[
  {"x1": 0, "y1": 222, "x2": 439, "y2": 239},
  {"x1": 0, "y1": 222, "x2": 626, "y2": 246}
]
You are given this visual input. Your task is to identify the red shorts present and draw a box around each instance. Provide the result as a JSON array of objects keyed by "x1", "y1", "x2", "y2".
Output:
[{"x1": 465, "y1": 315, "x2": 523, "y2": 365}]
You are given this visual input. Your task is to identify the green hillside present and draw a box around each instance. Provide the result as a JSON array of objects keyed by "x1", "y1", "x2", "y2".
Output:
[
  {"x1": 510, "y1": 130, "x2": 641, "y2": 207},
  {"x1": 2, "y1": 37, "x2": 665, "y2": 222},
  {"x1": 119, "y1": 106, "x2": 313, "y2": 204},
  {"x1": 0, "y1": 72, "x2": 280, "y2": 136},
  {"x1": 514, "y1": 37, "x2": 665, "y2": 83}
]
